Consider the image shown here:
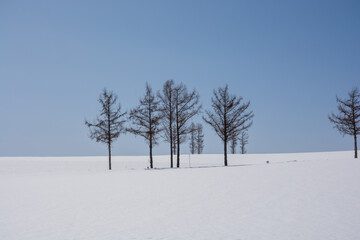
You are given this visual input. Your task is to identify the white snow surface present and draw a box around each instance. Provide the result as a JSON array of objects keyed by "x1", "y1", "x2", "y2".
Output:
[{"x1": 1, "y1": 151, "x2": 359, "y2": 239}]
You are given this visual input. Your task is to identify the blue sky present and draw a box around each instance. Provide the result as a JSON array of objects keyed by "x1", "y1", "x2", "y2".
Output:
[{"x1": 0, "y1": 0, "x2": 359, "y2": 156}]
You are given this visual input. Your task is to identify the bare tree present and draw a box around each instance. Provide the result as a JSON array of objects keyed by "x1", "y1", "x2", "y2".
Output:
[
  {"x1": 174, "y1": 83, "x2": 201, "y2": 167},
  {"x1": 203, "y1": 85, "x2": 254, "y2": 166},
  {"x1": 172, "y1": 127, "x2": 178, "y2": 155},
  {"x1": 158, "y1": 80, "x2": 176, "y2": 168},
  {"x1": 195, "y1": 123, "x2": 204, "y2": 154},
  {"x1": 230, "y1": 135, "x2": 237, "y2": 154},
  {"x1": 85, "y1": 89, "x2": 126, "y2": 170},
  {"x1": 127, "y1": 83, "x2": 163, "y2": 168},
  {"x1": 329, "y1": 87, "x2": 360, "y2": 158},
  {"x1": 239, "y1": 130, "x2": 249, "y2": 154},
  {"x1": 189, "y1": 122, "x2": 196, "y2": 154}
]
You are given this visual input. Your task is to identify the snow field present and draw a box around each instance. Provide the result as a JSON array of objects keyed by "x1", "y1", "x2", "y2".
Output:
[{"x1": 0, "y1": 151, "x2": 359, "y2": 239}]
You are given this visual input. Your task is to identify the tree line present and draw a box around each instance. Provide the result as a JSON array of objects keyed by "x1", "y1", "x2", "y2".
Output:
[
  {"x1": 85, "y1": 80, "x2": 254, "y2": 170},
  {"x1": 86, "y1": 80, "x2": 360, "y2": 171}
]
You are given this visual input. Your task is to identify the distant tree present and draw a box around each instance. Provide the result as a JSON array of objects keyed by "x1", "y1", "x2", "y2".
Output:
[
  {"x1": 85, "y1": 89, "x2": 127, "y2": 170},
  {"x1": 127, "y1": 83, "x2": 163, "y2": 168},
  {"x1": 239, "y1": 130, "x2": 249, "y2": 154},
  {"x1": 158, "y1": 80, "x2": 176, "y2": 168},
  {"x1": 203, "y1": 85, "x2": 254, "y2": 166},
  {"x1": 172, "y1": 127, "x2": 178, "y2": 155},
  {"x1": 230, "y1": 135, "x2": 237, "y2": 154},
  {"x1": 189, "y1": 122, "x2": 196, "y2": 154},
  {"x1": 174, "y1": 83, "x2": 201, "y2": 167},
  {"x1": 329, "y1": 87, "x2": 360, "y2": 158},
  {"x1": 195, "y1": 123, "x2": 204, "y2": 154}
]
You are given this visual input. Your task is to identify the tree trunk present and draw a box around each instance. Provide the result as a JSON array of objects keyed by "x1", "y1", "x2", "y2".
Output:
[
  {"x1": 170, "y1": 142, "x2": 173, "y2": 168},
  {"x1": 149, "y1": 136, "x2": 153, "y2": 168},
  {"x1": 173, "y1": 140, "x2": 176, "y2": 155},
  {"x1": 177, "y1": 133, "x2": 180, "y2": 168},
  {"x1": 224, "y1": 112, "x2": 227, "y2": 166},
  {"x1": 108, "y1": 110, "x2": 112, "y2": 170},
  {"x1": 108, "y1": 142, "x2": 112, "y2": 170},
  {"x1": 170, "y1": 124, "x2": 173, "y2": 168},
  {"x1": 176, "y1": 101, "x2": 180, "y2": 168},
  {"x1": 355, "y1": 134, "x2": 358, "y2": 159},
  {"x1": 224, "y1": 140, "x2": 228, "y2": 166}
]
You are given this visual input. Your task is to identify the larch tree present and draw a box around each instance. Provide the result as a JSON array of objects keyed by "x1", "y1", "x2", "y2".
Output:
[
  {"x1": 127, "y1": 83, "x2": 163, "y2": 168},
  {"x1": 239, "y1": 130, "x2": 249, "y2": 154},
  {"x1": 174, "y1": 83, "x2": 201, "y2": 167},
  {"x1": 189, "y1": 122, "x2": 196, "y2": 154},
  {"x1": 230, "y1": 135, "x2": 237, "y2": 154},
  {"x1": 203, "y1": 85, "x2": 254, "y2": 166},
  {"x1": 158, "y1": 80, "x2": 176, "y2": 168},
  {"x1": 329, "y1": 87, "x2": 360, "y2": 158},
  {"x1": 172, "y1": 127, "x2": 178, "y2": 155},
  {"x1": 85, "y1": 89, "x2": 127, "y2": 170},
  {"x1": 195, "y1": 123, "x2": 204, "y2": 154}
]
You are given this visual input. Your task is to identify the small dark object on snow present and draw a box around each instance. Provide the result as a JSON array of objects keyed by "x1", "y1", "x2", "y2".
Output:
[{"x1": 266, "y1": 161, "x2": 269, "y2": 164}]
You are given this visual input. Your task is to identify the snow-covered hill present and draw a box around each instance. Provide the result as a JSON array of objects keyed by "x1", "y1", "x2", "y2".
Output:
[{"x1": 1, "y1": 151, "x2": 359, "y2": 239}]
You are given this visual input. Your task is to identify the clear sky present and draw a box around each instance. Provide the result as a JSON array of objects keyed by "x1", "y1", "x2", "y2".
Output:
[{"x1": 1, "y1": 0, "x2": 359, "y2": 157}]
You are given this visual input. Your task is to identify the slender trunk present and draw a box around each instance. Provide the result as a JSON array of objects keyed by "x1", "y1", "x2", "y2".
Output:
[
  {"x1": 240, "y1": 138, "x2": 244, "y2": 154},
  {"x1": 108, "y1": 142, "x2": 112, "y2": 170},
  {"x1": 355, "y1": 134, "x2": 358, "y2": 159},
  {"x1": 170, "y1": 142, "x2": 173, "y2": 168},
  {"x1": 177, "y1": 128, "x2": 180, "y2": 168},
  {"x1": 108, "y1": 108, "x2": 111, "y2": 170},
  {"x1": 231, "y1": 140, "x2": 235, "y2": 154},
  {"x1": 224, "y1": 105, "x2": 227, "y2": 166},
  {"x1": 351, "y1": 100, "x2": 358, "y2": 159},
  {"x1": 170, "y1": 123, "x2": 173, "y2": 168},
  {"x1": 176, "y1": 97, "x2": 180, "y2": 168},
  {"x1": 148, "y1": 99, "x2": 153, "y2": 168},
  {"x1": 193, "y1": 132, "x2": 196, "y2": 154},
  {"x1": 224, "y1": 139, "x2": 228, "y2": 166},
  {"x1": 150, "y1": 136, "x2": 153, "y2": 168},
  {"x1": 169, "y1": 87, "x2": 174, "y2": 168},
  {"x1": 197, "y1": 131, "x2": 200, "y2": 154}
]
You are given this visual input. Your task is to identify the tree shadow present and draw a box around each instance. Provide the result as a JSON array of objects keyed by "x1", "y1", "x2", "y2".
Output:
[
  {"x1": 150, "y1": 163, "x2": 256, "y2": 171},
  {"x1": 149, "y1": 159, "x2": 300, "y2": 171}
]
